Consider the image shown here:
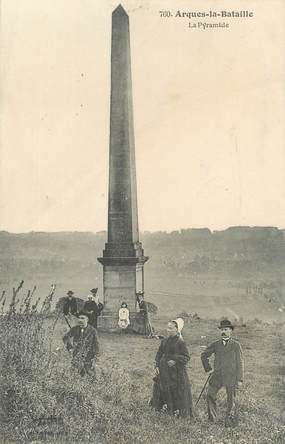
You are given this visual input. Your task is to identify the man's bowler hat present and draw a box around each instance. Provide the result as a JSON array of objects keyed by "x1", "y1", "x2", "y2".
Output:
[
  {"x1": 67, "y1": 290, "x2": 74, "y2": 296},
  {"x1": 218, "y1": 319, "x2": 234, "y2": 330}
]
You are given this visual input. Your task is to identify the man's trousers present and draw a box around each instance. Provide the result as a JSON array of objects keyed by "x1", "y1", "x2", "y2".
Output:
[{"x1": 207, "y1": 378, "x2": 237, "y2": 423}]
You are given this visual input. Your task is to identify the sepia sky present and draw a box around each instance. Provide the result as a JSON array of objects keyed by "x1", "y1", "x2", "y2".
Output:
[{"x1": 1, "y1": 0, "x2": 285, "y2": 233}]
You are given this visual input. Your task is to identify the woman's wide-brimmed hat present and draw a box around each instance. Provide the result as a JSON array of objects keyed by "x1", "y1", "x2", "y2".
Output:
[
  {"x1": 90, "y1": 288, "x2": 98, "y2": 294},
  {"x1": 218, "y1": 319, "x2": 234, "y2": 330}
]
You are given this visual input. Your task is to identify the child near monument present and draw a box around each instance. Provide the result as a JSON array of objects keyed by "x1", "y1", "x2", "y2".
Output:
[{"x1": 118, "y1": 302, "x2": 130, "y2": 330}]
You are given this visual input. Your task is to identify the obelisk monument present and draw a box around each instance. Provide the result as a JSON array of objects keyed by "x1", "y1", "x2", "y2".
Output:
[{"x1": 98, "y1": 5, "x2": 148, "y2": 329}]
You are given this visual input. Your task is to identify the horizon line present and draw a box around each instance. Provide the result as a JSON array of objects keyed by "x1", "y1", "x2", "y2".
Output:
[{"x1": 0, "y1": 225, "x2": 284, "y2": 236}]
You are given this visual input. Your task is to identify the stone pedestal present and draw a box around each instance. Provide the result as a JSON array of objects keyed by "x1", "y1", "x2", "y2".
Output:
[{"x1": 98, "y1": 255, "x2": 147, "y2": 330}]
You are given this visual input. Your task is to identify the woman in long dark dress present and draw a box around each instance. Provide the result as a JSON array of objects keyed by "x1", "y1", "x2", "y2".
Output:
[
  {"x1": 150, "y1": 319, "x2": 193, "y2": 418},
  {"x1": 132, "y1": 292, "x2": 153, "y2": 336},
  {"x1": 83, "y1": 294, "x2": 104, "y2": 329}
]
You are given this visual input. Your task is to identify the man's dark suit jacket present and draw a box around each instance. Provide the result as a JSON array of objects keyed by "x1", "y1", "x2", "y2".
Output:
[
  {"x1": 63, "y1": 324, "x2": 99, "y2": 361},
  {"x1": 63, "y1": 297, "x2": 77, "y2": 316},
  {"x1": 201, "y1": 338, "x2": 244, "y2": 386}
]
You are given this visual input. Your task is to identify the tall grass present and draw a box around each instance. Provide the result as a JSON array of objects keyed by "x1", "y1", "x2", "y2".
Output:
[
  {"x1": 0, "y1": 284, "x2": 284, "y2": 443},
  {"x1": 0, "y1": 310, "x2": 139, "y2": 443}
]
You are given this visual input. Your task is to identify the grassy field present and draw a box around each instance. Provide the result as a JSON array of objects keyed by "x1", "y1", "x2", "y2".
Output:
[
  {"x1": 1, "y1": 311, "x2": 284, "y2": 444},
  {"x1": 144, "y1": 270, "x2": 284, "y2": 321},
  {"x1": 2, "y1": 272, "x2": 284, "y2": 324}
]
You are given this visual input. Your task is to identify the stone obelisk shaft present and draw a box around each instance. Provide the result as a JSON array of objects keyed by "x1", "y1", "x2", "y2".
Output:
[{"x1": 107, "y1": 4, "x2": 139, "y2": 251}]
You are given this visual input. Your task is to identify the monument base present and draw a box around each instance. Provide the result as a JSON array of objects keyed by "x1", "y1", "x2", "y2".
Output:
[{"x1": 97, "y1": 256, "x2": 148, "y2": 327}]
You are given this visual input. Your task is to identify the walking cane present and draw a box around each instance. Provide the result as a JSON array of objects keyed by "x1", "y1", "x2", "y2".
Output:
[
  {"x1": 64, "y1": 315, "x2": 71, "y2": 329},
  {"x1": 195, "y1": 373, "x2": 212, "y2": 407}
]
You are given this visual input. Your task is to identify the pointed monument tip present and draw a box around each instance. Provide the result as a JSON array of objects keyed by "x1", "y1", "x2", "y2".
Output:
[{"x1": 113, "y1": 4, "x2": 128, "y2": 16}]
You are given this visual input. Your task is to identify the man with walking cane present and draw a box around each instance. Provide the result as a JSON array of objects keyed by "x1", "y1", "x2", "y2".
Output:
[
  {"x1": 63, "y1": 311, "x2": 100, "y2": 376},
  {"x1": 201, "y1": 319, "x2": 244, "y2": 427}
]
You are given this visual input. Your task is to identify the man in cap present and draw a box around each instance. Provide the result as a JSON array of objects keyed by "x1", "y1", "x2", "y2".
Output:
[
  {"x1": 201, "y1": 319, "x2": 244, "y2": 426},
  {"x1": 63, "y1": 311, "x2": 100, "y2": 376},
  {"x1": 83, "y1": 288, "x2": 104, "y2": 329}
]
